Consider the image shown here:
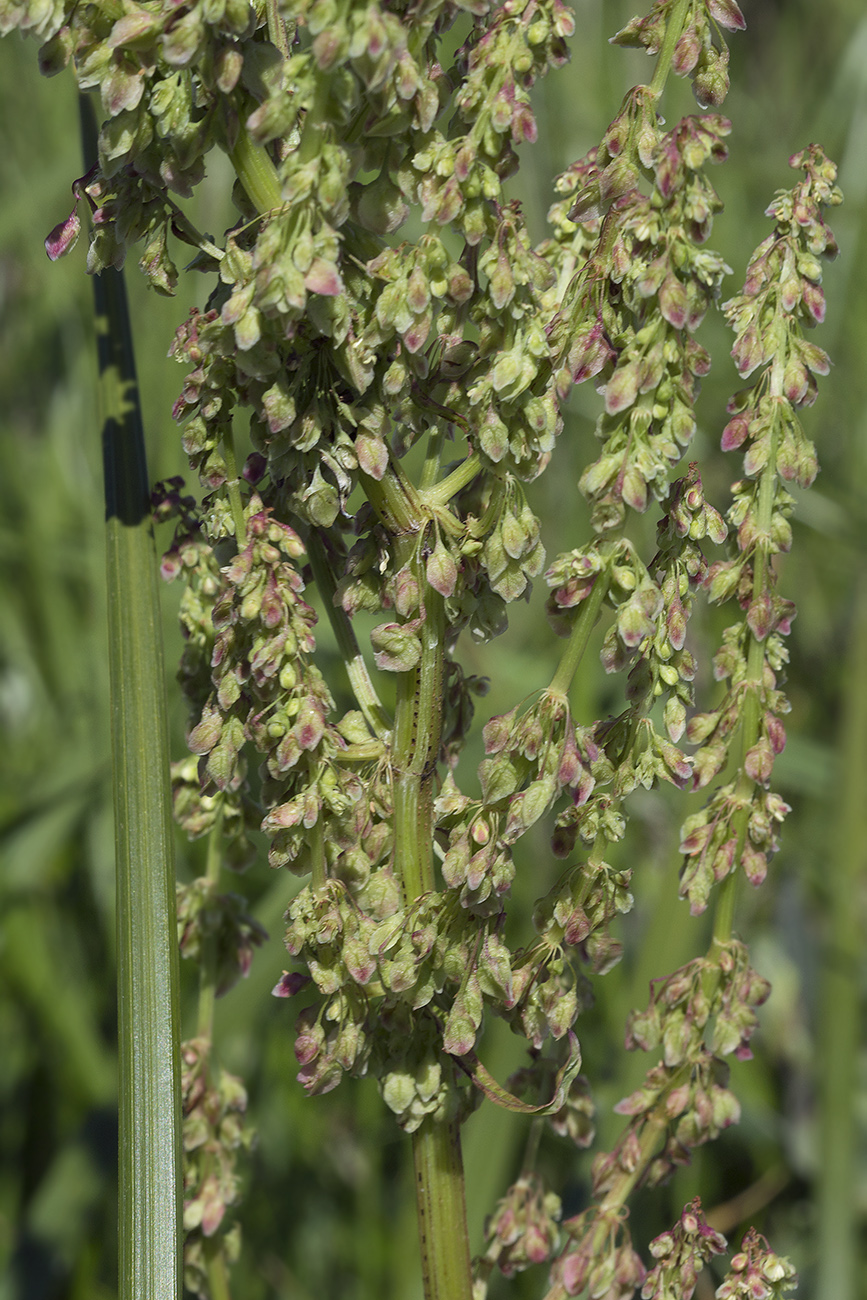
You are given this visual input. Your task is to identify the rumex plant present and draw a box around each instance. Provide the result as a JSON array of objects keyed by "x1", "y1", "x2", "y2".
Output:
[{"x1": 2, "y1": 0, "x2": 842, "y2": 1295}]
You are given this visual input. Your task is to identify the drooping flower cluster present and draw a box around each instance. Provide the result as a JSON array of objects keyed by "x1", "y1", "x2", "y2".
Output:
[{"x1": 477, "y1": 1174, "x2": 564, "y2": 1283}]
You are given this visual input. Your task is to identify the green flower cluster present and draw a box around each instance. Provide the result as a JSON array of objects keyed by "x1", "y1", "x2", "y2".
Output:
[
  {"x1": 479, "y1": 1174, "x2": 563, "y2": 1282},
  {"x1": 641, "y1": 1199, "x2": 727, "y2": 1300},
  {"x1": 612, "y1": 0, "x2": 745, "y2": 109},
  {"x1": 548, "y1": 1206, "x2": 646, "y2": 1300},
  {"x1": 679, "y1": 146, "x2": 841, "y2": 914},
  {"x1": 551, "y1": 113, "x2": 732, "y2": 531},
  {"x1": 542, "y1": 468, "x2": 723, "y2": 902},
  {"x1": 177, "y1": 876, "x2": 268, "y2": 995},
  {"x1": 11, "y1": 0, "x2": 831, "y2": 1288},
  {"x1": 592, "y1": 941, "x2": 767, "y2": 1195},
  {"x1": 181, "y1": 1038, "x2": 255, "y2": 1297},
  {"x1": 624, "y1": 940, "x2": 770, "y2": 1065},
  {"x1": 715, "y1": 1229, "x2": 798, "y2": 1299},
  {"x1": 278, "y1": 873, "x2": 584, "y2": 1125}
]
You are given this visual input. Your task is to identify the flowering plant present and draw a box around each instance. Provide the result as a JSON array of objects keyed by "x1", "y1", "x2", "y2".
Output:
[{"x1": 2, "y1": 0, "x2": 841, "y2": 1295}]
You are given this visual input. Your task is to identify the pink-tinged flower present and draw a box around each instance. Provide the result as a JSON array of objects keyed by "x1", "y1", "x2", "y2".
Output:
[
  {"x1": 271, "y1": 971, "x2": 312, "y2": 997},
  {"x1": 45, "y1": 206, "x2": 80, "y2": 260},
  {"x1": 708, "y1": 0, "x2": 746, "y2": 31}
]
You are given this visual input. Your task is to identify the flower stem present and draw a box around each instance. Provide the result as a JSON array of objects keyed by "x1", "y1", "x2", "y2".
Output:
[
  {"x1": 361, "y1": 466, "x2": 424, "y2": 536},
  {"x1": 226, "y1": 105, "x2": 470, "y2": 1298},
  {"x1": 420, "y1": 426, "x2": 445, "y2": 492},
  {"x1": 228, "y1": 127, "x2": 282, "y2": 215},
  {"x1": 649, "y1": 0, "x2": 692, "y2": 100},
  {"x1": 265, "y1": 0, "x2": 291, "y2": 60},
  {"x1": 196, "y1": 815, "x2": 224, "y2": 1043},
  {"x1": 597, "y1": 1112, "x2": 669, "y2": 1218},
  {"x1": 221, "y1": 424, "x2": 247, "y2": 549},
  {"x1": 306, "y1": 531, "x2": 391, "y2": 738},
  {"x1": 298, "y1": 75, "x2": 332, "y2": 166},
  {"x1": 204, "y1": 1241, "x2": 233, "y2": 1300},
  {"x1": 387, "y1": 525, "x2": 472, "y2": 1299},
  {"x1": 548, "y1": 568, "x2": 610, "y2": 698},
  {"x1": 424, "y1": 453, "x2": 482, "y2": 507},
  {"x1": 544, "y1": 1108, "x2": 673, "y2": 1300},
  {"x1": 392, "y1": 580, "x2": 444, "y2": 900}
]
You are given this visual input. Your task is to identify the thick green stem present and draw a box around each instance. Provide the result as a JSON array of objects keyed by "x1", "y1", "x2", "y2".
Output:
[
  {"x1": 81, "y1": 93, "x2": 183, "y2": 1300},
  {"x1": 392, "y1": 578, "x2": 445, "y2": 901},
  {"x1": 387, "y1": 537, "x2": 472, "y2": 1298},
  {"x1": 420, "y1": 426, "x2": 446, "y2": 492},
  {"x1": 815, "y1": 578, "x2": 867, "y2": 1300},
  {"x1": 228, "y1": 127, "x2": 282, "y2": 215},
  {"x1": 361, "y1": 466, "x2": 425, "y2": 536},
  {"x1": 411, "y1": 1118, "x2": 474, "y2": 1300}
]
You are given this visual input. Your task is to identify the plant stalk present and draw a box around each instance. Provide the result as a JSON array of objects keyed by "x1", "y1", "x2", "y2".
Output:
[
  {"x1": 412, "y1": 1117, "x2": 474, "y2": 1300},
  {"x1": 424, "y1": 453, "x2": 482, "y2": 508},
  {"x1": 549, "y1": 568, "x2": 609, "y2": 698},
  {"x1": 392, "y1": 581, "x2": 445, "y2": 900},
  {"x1": 196, "y1": 815, "x2": 225, "y2": 1043},
  {"x1": 388, "y1": 539, "x2": 473, "y2": 1298},
  {"x1": 221, "y1": 424, "x2": 247, "y2": 549},
  {"x1": 649, "y1": 0, "x2": 692, "y2": 99},
  {"x1": 229, "y1": 127, "x2": 282, "y2": 215}
]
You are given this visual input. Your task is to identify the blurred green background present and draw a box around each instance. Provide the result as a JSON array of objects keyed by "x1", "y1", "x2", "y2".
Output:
[{"x1": 1, "y1": 1, "x2": 866, "y2": 1297}]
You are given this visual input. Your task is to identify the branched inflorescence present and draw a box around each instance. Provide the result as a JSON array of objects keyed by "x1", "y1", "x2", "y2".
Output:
[
  {"x1": 680, "y1": 145, "x2": 841, "y2": 915},
  {"x1": 10, "y1": 0, "x2": 839, "y2": 1290}
]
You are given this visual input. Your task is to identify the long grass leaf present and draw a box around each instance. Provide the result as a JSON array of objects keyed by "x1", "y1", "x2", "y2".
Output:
[{"x1": 79, "y1": 94, "x2": 183, "y2": 1300}]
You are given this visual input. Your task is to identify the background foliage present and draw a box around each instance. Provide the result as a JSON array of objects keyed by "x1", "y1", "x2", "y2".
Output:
[{"x1": 1, "y1": 1, "x2": 866, "y2": 1297}]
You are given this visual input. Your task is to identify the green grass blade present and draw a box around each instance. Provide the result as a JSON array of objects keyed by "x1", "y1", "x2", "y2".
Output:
[
  {"x1": 815, "y1": 575, "x2": 867, "y2": 1300},
  {"x1": 80, "y1": 94, "x2": 183, "y2": 1300}
]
